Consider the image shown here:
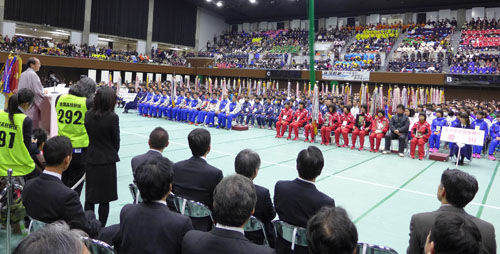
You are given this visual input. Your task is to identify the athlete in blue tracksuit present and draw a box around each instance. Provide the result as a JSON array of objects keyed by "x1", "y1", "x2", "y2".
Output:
[
  {"x1": 238, "y1": 97, "x2": 253, "y2": 125},
  {"x1": 151, "y1": 90, "x2": 169, "y2": 117},
  {"x1": 254, "y1": 98, "x2": 265, "y2": 128},
  {"x1": 488, "y1": 115, "x2": 500, "y2": 160},
  {"x1": 169, "y1": 92, "x2": 185, "y2": 121},
  {"x1": 218, "y1": 96, "x2": 240, "y2": 130},
  {"x1": 204, "y1": 94, "x2": 222, "y2": 126},
  {"x1": 144, "y1": 90, "x2": 161, "y2": 116},
  {"x1": 471, "y1": 111, "x2": 489, "y2": 158},
  {"x1": 268, "y1": 98, "x2": 283, "y2": 129},
  {"x1": 137, "y1": 88, "x2": 154, "y2": 115},
  {"x1": 429, "y1": 110, "x2": 447, "y2": 152},
  {"x1": 124, "y1": 88, "x2": 145, "y2": 113},
  {"x1": 208, "y1": 94, "x2": 229, "y2": 127},
  {"x1": 158, "y1": 93, "x2": 172, "y2": 118},
  {"x1": 187, "y1": 93, "x2": 202, "y2": 123},
  {"x1": 195, "y1": 94, "x2": 210, "y2": 125},
  {"x1": 179, "y1": 92, "x2": 192, "y2": 122}
]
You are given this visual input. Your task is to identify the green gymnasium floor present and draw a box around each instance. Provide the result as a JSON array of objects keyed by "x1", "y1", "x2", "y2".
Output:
[{"x1": 1, "y1": 95, "x2": 499, "y2": 253}]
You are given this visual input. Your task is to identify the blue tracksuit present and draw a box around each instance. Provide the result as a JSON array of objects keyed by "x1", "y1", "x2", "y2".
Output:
[
  {"x1": 429, "y1": 117, "x2": 447, "y2": 149},
  {"x1": 268, "y1": 103, "x2": 282, "y2": 128},
  {"x1": 471, "y1": 118, "x2": 489, "y2": 154},
  {"x1": 254, "y1": 102, "x2": 265, "y2": 126},
  {"x1": 138, "y1": 92, "x2": 153, "y2": 115},
  {"x1": 179, "y1": 98, "x2": 192, "y2": 121},
  {"x1": 208, "y1": 99, "x2": 229, "y2": 127},
  {"x1": 124, "y1": 91, "x2": 144, "y2": 112},
  {"x1": 188, "y1": 99, "x2": 200, "y2": 123},
  {"x1": 219, "y1": 102, "x2": 239, "y2": 129},
  {"x1": 196, "y1": 100, "x2": 209, "y2": 123},
  {"x1": 205, "y1": 99, "x2": 221, "y2": 126},
  {"x1": 238, "y1": 102, "x2": 253, "y2": 125},
  {"x1": 489, "y1": 122, "x2": 500, "y2": 155},
  {"x1": 159, "y1": 97, "x2": 172, "y2": 118},
  {"x1": 169, "y1": 96, "x2": 184, "y2": 120},
  {"x1": 152, "y1": 95, "x2": 168, "y2": 117},
  {"x1": 320, "y1": 104, "x2": 328, "y2": 116}
]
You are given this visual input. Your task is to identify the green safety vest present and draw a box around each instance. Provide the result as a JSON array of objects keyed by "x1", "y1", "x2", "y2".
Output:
[
  {"x1": 56, "y1": 94, "x2": 89, "y2": 148},
  {"x1": 0, "y1": 112, "x2": 35, "y2": 176}
]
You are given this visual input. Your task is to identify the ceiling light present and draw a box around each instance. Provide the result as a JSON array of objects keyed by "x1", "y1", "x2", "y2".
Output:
[
  {"x1": 206, "y1": 0, "x2": 212, "y2": 2},
  {"x1": 216, "y1": 1, "x2": 223, "y2": 7},
  {"x1": 249, "y1": 0, "x2": 256, "y2": 3}
]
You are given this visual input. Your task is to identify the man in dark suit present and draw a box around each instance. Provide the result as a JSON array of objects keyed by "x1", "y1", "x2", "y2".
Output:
[
  {"x1": 182, "y1": 175, "x2": 274, "y2": 254},
  {"x1": 383, "y1": 104, "x2": 410, "y2": 157},
  {"x1": 173, "y1": 128, "x2": 223, "y2": 231},
  {"x1": 234, "y1": 149, "x2": 276, "y2": 247},
  {"x1": 407, "y1": 169, "x2": 496, "y2": 254},
  {"x1": 131, "y1": 127, "x2": 172, "y2": 176},
  {"x1": 119, "y1": 157, "x2": 193, "y2": 254},
  {"x1": 23, "y1": 136, "x2": 101, "y2": 237},
  {"x1": 274, "y1": 146, "x2": 335, "y2": 254}
]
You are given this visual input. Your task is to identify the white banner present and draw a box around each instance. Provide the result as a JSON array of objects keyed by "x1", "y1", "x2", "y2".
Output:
[
  {"x1": 441, "y1": 126, "x2": 485, "y2": 146},
  {"x1": 124, "y1": 72, "x2": 132, "y2": 83},
  {"x1": 121, "y1": 93, "x2": 137, "y2": 103},
  {"x1": 322, "y1": 71, "x2": 370, "y2": 81}
]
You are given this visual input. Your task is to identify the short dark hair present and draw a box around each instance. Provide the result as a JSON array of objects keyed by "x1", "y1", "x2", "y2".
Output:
[
  {"x1": 360, "y1": 104, "x2": 368, "y2": 112},
  {"x1": 89, "y1": 86, "x2": 116, "y2": 118},
  {"x1": 397, "y1": 104, "x2": 405, "y2": 110},
  {"x1": 307, "y1": 207, "x2": 358, "y2": 254},
  {"x1": 213, "y1": 175, "x2": 257, "y2": 227},
  {"x1": 441, "y1": 169, "x2": 478, "y2": 208},
  {"x1": 149, "y1": 127, "x2": 169, "y2": 150},
  {"x1": 418, "y1": 112, "x2": 427, "y2": 120},
  {"x1": 429, "y1": 213, "x2": 481, "y2": 254},
  {"x1": 435, "y1": 110, "x2": 443, "y2": 117},
  {"x1": 8, "y1": 88, "x2": 34, "y2": 123},
  {"x1": 43, "y1": 136, "x2": 72, "y2": 167},
  {"x1": 297, "y1": 146, "x2": 324, "y2": 180},
  {"x1": 26, "y1": 57, "x2": 38, "y2": 68},
  {"x1": 32, "y1": 128, "x2": 48, "y2": 148},
  {"x1": 13, "y1": 221, "x2": 84, "y2": 254},
  {"x1": 234, "y1": 149, "x2": 261, "y2": 179},
  {"x1": 188, "y1": 128, "x2": 211, "y2": 157},
  {"x1": 135, "y1": 157, "x2": 173, "y2": 202},
  {"x1": 377, "y1": 109, "x2": 385, "y2": 116}
]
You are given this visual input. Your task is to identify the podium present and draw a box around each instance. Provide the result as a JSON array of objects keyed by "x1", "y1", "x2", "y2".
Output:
[{"x1": 40, "y1": 87, "x2": 69, "y2": 137}]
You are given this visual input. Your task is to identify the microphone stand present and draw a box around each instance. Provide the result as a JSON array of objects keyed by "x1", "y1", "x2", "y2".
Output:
[
  {"x1": 51, "y1": 80, "x2": 58, "y2": 94},
  {"x1": 5, "y1": 169, "x2": 13, "y2": 253}
]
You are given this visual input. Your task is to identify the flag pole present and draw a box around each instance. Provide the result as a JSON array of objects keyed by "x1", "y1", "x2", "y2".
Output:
[{"x1": 308, "y1": 0, "x2": 315, "y2": 93}]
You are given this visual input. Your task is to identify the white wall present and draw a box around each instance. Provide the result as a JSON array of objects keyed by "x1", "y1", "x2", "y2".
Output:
[
  {"x1": 258, "y1": 21, "x2": 268, "y2": 31},
  {"x1": 197, "y1": 7, "x2": 227, "y2": 51},
  {"x1": 438, "y1": 9, "x2": 451, "y2": 20},
  {"x1": 300, "y1": 20, "x2": 308, "y2": 30},
  {"x1": 325, "y1": 17, "x2": 337, "y2": 28},
  {"x1": 267, "y1": 22, "x2": 277, "y2": 30},
  {"x1": 471, "y1": 7, "x2": 485, "y2": 19},
  {"x1": 137, "y1": 40, "x2": 146, "y2": 55},
  {"x1": 237, "y1": 24, "x2": 243, "y2": 33},
  {"x1": 88, "y1": 33, "x2": 98, "y2": 47},
  {"x1": 486, "y1": 7, "x2": 500, "y2": 19},
  {"x1": 368, "y1": 14, "x2": 380, "y2": 25},
  {"x1": 290, "y1": 19, "x2": 300, "y2": 29},
  {"x1": 466, "y1": 9, "x2": 472, "y2": 21},
  {"x1": 242, "y1": 23, "x2": 250, "y2": 32},
  {"x1": 338, "y1": 18, "x2": 348, "y2": 27},
  {"x1": 3, "y1": 21, "x2": 15, "y2": 39},
  {"x1": 70, "y1": 31, "x2": 82, "y2": 45},
  {"x1": 426, "y1": 11, "x2": 439, "y2": 22}
]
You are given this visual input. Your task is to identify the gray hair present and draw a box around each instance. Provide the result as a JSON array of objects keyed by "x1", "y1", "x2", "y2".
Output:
[
  {"x1": 13, "y1": 221, "x2": 85, "y2": 254},
  {"x1": 213, "y1": 174, "x2": 257, "y2": 227},
  {"x1": 69, "y1": 77, "x2": 97, "y2": 98}
]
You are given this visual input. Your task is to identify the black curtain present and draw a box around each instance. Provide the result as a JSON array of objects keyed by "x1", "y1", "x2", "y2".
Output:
[
  {"x1": 5, "y1": 0, "x2": 85, "y2": 30},
  {"x1": 91, "y1": 0, "x2": 149, "y2": 40},
  {"x1": 152, "y1": 0, "x2": 196, "y2": 47}
]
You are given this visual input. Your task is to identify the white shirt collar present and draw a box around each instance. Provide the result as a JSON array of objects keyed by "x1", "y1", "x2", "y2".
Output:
[
  {"x1": 153, "y1": 200, "x2": 167, "y2": 206},
  {"x1": 297, "y1": 177, "x2": 315, "y2": 185},
  {"x1": 215, "y1": 223, "x2": 245, "y2": 235},
  {"x1": 198, "y1": 156, "x2": 207, "y2": 161},
  {"x1": 43, "y1": 170, "x2": 62, "y2": 180},
  {"x1": 149, "y1": 149, "x2": 162, "y2": 155}
]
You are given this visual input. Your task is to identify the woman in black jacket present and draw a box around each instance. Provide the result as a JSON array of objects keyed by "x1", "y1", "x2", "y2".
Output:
[{"x1": 84, "y1": 86, "x2": 120, "y2": 226}]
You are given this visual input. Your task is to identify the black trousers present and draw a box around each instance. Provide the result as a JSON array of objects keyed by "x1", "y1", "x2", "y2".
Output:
[
  {"x1": 384, "y1": 132, "x2": 407, "y2": 153},
  {"x1": 62, "y1": 149, "x2": 86, "y2": 196}
]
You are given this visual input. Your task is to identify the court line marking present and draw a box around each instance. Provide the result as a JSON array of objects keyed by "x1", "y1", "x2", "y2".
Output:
[
  {"x1": 317, "y1": 154, "x2": 382, "y2": 182},
  {"x1": 353, "y1": 161, "x2": 437, "y2": 224},
  {"x1": 477, "y1": 161, "x2": 500, "y2": 218},
  {"x1": 120, "y1": 129, "x2": 500, "y2": 211}
]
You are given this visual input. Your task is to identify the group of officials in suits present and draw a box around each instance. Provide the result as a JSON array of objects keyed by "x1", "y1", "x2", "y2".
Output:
[{"x1": 17, "y1": 125, "x2": 497, "y2": 254}]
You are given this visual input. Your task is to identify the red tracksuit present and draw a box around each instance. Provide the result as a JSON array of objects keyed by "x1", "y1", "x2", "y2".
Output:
[
  {"x1": 410, "y1": 120, "x2": 431, "y2": 159},
  {"x1": 304, "y1": 112, "x2": 324, "y2": 142},
  {"x1": 276, "y1": 107, "x2": 293, "y2": 137},
  {"x1": 288, "y1": 108, "x2": 309, "y2": 139},
  {"x1": 334, "y1": 113, "x2": 355, "y2": 146},
  {"x1": 351, "y1": 113, "x2": 372, "y2": 150},
  {"x1": 369, "y1": 116, "x2": 389, "y2": 151},
  {"x1": 321, "y1": 112, "x2": 339, "y2": 145}
]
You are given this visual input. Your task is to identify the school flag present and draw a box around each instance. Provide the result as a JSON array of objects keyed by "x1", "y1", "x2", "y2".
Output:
[
  {"x1": 296, "y1": 81, "x2": 299, "y2": 98},
  {"x1": 287, "y1": 81, "x2": 291, "y2": 97},
  {"x1": 312, "y1": 83, "x2": 320, "y2": 135},
  {"x1": 171, "y1": 76, "x2": 176, "y2": 108}
]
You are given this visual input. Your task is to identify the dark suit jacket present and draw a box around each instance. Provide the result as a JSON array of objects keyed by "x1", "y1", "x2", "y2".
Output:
[
  {"x1": 173, "y1": 156, "x2": 223, "y2": 231},
  {"x1": 182, "y1": 227, "x2": 275, "y2": 254},
  {"x1": 274, "y1": 178, "x2": 336, "y2": 254},
  {"x1": 245, "y1": 184, "x2": 276, "y2": 247},
  {"x1": 84, "y1": 111, "x2": 120, "y2": 165},
  {"x1": 131, "y1": 150, "x2": 173, "y2": 176},
  {"x1": 23, "y1": 173, "x2": 101, "y2": 237},
  {"x1": 389, "y1": 113, "x2": 410, "y2": 134},
  {"x1": 407, "y1": 205, "x2": 496, "y2": 254},
  {"x1": 119, "y1": 202, "x2": 193, "y2": 254}
]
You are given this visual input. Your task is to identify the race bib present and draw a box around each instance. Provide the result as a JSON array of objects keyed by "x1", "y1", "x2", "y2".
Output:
[
  {"x1": 283, "y1": 115, "x2": 287, "y2": 120},
  {"x1": 475, "y1": 126, "x2": 480, "y2": 131},
  {"x1": 377, "y1": 122, "x2": 384, "y2": 130},
  {"x1": 436, "y1": 126, "x2": 441, "y2": 131},
  {"x1": 342, "y1": 121, "x2": 347, "y2": 126},
  {"x1": 246, "y1": 108, "x2": 249, "y2": 112}
]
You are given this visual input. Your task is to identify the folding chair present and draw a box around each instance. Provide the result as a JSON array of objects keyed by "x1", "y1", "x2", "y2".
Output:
[
  {"x1": 82, "y1": 237, "x2": 117, "y2": 254},
  {"x1": 171, "y1": 194, "x2": 214, "y2": 224},
  {"x1": 128, "y1": 184, "x2": 142, "y2": 204},
  {"x1": 28, "y1": 218, "x2": 47, "y2": 234},
  {"x1": 273, "y1": 220, "x2": 308, "y2": 250},
  {"x1": 244, "y1": 216, "x2": 269, "y2": 245},
  {"x1": 357, "y1": 242, "x2": 399, "y2": 254}
]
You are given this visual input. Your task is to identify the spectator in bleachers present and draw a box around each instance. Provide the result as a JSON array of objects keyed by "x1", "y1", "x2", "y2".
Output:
[
  {"x1": 181, "y1": 175, "x2": 274, "y2": 254},
  {"x1": 234, "y1": 149, "x2": 276, "y2": 247},
  {"x1": 306, "y1": 207, "x2": 358, "y2": 254},
  {"x1": 407, "y1": 169, "x2": 496, "y2": 254}
]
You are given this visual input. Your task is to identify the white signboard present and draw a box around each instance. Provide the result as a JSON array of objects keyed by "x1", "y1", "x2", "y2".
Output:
[
  {"x1": 101, "y1": 70, "x2": 109, "y2": 83},
  {"x1": 440, "y1": 127, "x2": 485, "y2": 146},
  {"x1": 155, "y1": 73, "x2": 162, "y2": 82},
  {"x1": 147, "y1": 73, "x2": 154, "y2": 83},
  {"x1": 121, "y1": 93, "x2": 137, "y2": 103},
  {"x1": 88, "y1": 69, "x2": 97, "y2": 81},
  {"x1": 113, "y1": 71, "x2": 121, "y2": 83},
  {"x1": 322, "y1": 71, "x2": 370, "y2": 81},
  {"x1": 136, "y1": 72, "x2": 143, "y2": 82},
  {"x1": 125, "y1": 72, "x2": 132, "y2": 83}
]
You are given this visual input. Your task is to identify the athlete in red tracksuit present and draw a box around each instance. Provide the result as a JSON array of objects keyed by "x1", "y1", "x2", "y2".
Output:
[
  {"x1": 275, "y1": 102, "x2": 294, "y2": 138},
  {"x1": 304, "y1": 111, "x2": 323, "y2": 143},
  {"x1": 410, "y1": 112, "x2": 431, "y2": 160},
  {"x1": 335, "y1": 106, "x2": 355, "y2": 147},
  {"x1": 351, "y1": 104, "x2": 372, "y2": 151},
  {"x1": 321, "y1": 105, "x2": 339, "y2": 145},
  {"x1": 288, "y1": 102, "x2": 309, "y2": 140},
  {"x1": 369, "y1": 110, "x2": 389, "y2": 152}
]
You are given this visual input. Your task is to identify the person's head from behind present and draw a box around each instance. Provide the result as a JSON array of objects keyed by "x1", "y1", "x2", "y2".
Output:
[
  {"x1": 148, "y1": 127, "x2": 169, "y2": 152},
  {"x1": 26, "y1": 57, "x2": 41, "y2": 72},
  {"x1": 425, "y1": 213, "x2": 481, "y2": 254},
  {"x1": 13, "y1": 221, "x2": 89, "y2": 254},
  {"x1": 235, "y1": 149, "x2": 261, "y2": 180},
  {"x1": 91, "y1": 86, "x2": 116, "y2": 117},
  {"x1": 297, "y1": 146, "x2": 324, "y2": 181},
  {"x1": 32, "y1": 128, "x2": 48, "y2": 151},
  {"x1": 188, "y1": 128, "x2": 211, "y2": 157},
  {"x1": 307, "y1": 207, "x2": 358, "y2": 254},
  {"x1": 8, "y1": 88, "x2": 35, "y2": 123},
  {"x1": 43, "y1": 136, "x2": 73, "y2": 172},
  {"x1": 135, "y1": 157, "x2": 173, "y2": 202},
  {"x1": 438, "y1": 169, "x2": 478, "y2": 208},
  {"x1": 69, "y1": 77, "x2": 97, "y2": 98},
  {"x1": 213, "y1": 175, "x2": 257, "y2": 228}
]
